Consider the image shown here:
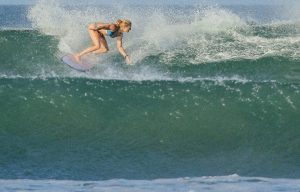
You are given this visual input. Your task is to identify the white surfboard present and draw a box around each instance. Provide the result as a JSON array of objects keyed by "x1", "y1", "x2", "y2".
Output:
[{"x1": 61, "y1": 54, "x2": 94, "y2": 72}]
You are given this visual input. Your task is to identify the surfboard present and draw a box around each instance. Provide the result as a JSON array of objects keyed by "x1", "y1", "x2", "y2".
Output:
[{"x1": 61, "y1": 54, "x2": 94, "y2": 72}]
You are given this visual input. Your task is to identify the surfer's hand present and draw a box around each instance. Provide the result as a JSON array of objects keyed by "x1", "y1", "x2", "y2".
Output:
[{"x1": 125, "y1": 55, "x2": 132, "y2": 65}]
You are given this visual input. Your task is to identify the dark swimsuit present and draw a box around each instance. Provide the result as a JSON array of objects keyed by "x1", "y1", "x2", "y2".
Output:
[
  {"x1": 95, "y1": 22, "x2": 120, "y2": 38},
  {"x1": 98, "y1": 27, "x2": 119, "y2": 38},
  {"x1": 106, "y1": 29, "x2": 119, "y2": 38}
]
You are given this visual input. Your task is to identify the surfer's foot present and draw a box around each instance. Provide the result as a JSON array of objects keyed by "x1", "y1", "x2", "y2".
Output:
[{"x1": 74, "y1": 54, "x2": 81, "y2": 62}]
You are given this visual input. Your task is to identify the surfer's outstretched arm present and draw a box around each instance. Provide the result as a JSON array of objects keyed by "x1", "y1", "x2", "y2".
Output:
[{"x1": 117, "y1": 34, "x2": 131, "y2": 65}]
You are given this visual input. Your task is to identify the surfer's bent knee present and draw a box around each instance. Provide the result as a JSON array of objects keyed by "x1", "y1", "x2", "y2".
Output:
[
  {"x1": 92, "y1": 44, "x2": 101, "y2": 50},
  {"x1": 102, "y1": 48, "x2": 109, "y2": 53}
]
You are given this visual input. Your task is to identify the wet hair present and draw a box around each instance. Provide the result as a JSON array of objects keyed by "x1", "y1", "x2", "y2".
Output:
[{"x1": 116, "y1": 19, "x2": 132, "y2": 28}]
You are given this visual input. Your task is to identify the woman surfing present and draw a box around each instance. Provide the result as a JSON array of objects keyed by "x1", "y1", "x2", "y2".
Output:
[{"x1": 74, "y1": 19, "x2": 132, "y2": 65}]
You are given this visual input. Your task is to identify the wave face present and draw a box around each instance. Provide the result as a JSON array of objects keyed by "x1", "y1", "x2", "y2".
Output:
[
  {"x1": 0, "y1": 0, "x2": 300, "y2": 181},
  {"x1": 1, "y1": 77, "x2": 300, "y2": 180}
]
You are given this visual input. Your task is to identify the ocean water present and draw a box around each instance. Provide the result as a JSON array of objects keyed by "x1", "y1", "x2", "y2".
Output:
[{"x1": 0, "y1": 0, "x2": 300, "y2": 191}]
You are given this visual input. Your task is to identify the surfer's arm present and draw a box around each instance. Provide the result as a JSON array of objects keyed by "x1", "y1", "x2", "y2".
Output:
[
  {"x1": 89, "y1": 22, "x2": 110, "y2": 31},
  {"x1": 117, "y1": 34, "x2": 127, "y2": 57},
  {"x1": 117, "y1": 34, "x2": 131, "y2": 64}
]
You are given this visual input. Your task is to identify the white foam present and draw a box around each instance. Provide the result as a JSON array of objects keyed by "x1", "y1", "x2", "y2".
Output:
[
  {"x1": 0, "y1": 72, "x2": 275, "y2": 84},
  {"x1": 1, "y1": 175, "x2": 300, "y2": 192},
  {"x1": 0, "y1": 27, "x2": 35, "y2": 31},
  {"x1": 28, "y1": 0, "x2": 300, "y2": 63},
  {"x1": 25, "y1": 0, "x2": 300, "y2": 81}
]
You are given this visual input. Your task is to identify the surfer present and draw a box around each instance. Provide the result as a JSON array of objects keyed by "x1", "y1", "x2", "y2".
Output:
[{"x1": 74, "y1": 19, "x2": 132, "y2": 65}]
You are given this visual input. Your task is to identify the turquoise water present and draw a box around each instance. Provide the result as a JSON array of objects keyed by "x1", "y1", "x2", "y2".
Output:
[
  {"x1": 0, "y1": 1, "x2": 300, "y2": 191},
  {"x1": 1, "y1": 77, "x2": 300, "y2": 180}
]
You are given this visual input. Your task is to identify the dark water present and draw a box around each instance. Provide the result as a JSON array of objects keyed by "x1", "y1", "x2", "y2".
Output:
[
  {"x1": 1, "y1": 77, "x2": 300, "y2": 180},
  {"x1": 0, "y1": 3, "x2": 300, "y2": 182}
]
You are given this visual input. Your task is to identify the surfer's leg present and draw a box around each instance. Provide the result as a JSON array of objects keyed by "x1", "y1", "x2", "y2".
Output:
[
  {"x1": 94, "y1": 35, "x2": 109, "y2": 54},
  {"x1": 74, "y1": 25, "x2": 101, "y2": 61}
]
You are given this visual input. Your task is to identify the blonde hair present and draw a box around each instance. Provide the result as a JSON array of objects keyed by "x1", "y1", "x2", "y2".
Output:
[{"x1": 116, "y1": 19, "x2": 132, "y2": 28}]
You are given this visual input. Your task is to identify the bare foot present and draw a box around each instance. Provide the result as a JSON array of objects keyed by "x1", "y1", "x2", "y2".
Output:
[{"x1": 74, "y1": 54, "x2": 81, "y2": 63}]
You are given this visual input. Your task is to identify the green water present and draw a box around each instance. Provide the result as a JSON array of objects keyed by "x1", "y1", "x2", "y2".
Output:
[{"x1": 0, "y1": 77, "x2": 299, "y2": 180}]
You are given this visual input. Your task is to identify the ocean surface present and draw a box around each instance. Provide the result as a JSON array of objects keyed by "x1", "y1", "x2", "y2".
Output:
[{"x1": 0, "y1": 0, "x2": 300, "y2": 191}]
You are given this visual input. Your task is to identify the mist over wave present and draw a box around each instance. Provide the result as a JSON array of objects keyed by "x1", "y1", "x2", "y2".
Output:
[
  {"x1": 5, "y1": 0, "x2": 294, "y2": 82},
  {"x1": 28, "y1": 0, "x2": 300, "y2": 62}
]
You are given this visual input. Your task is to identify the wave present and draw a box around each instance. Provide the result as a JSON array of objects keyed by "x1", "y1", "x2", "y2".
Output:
[
  {"x1": 1, "y1": 2, "x2": 300, "y2": 183},
  {"x1": 1, "y1": 1, "x2": 300, "y2": 82},
  {"x1": 27, "y1": 1, "x2": 300, "y2": 64},
  {"x1": 0, "y1": 77, "x2": 299, "y2": 180},
  {"x1": 1, "y1": 174, "x2": 300, "y2": 192},
  {"x1": 1, "y1": 29, "x2": 300, "y2": 83},
  {"x1": 0, "y1": 0, "x2": 300, "y2": 82},
  {"x1": 2, "y1": 1, "x2": 300, "y2": 82}
]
